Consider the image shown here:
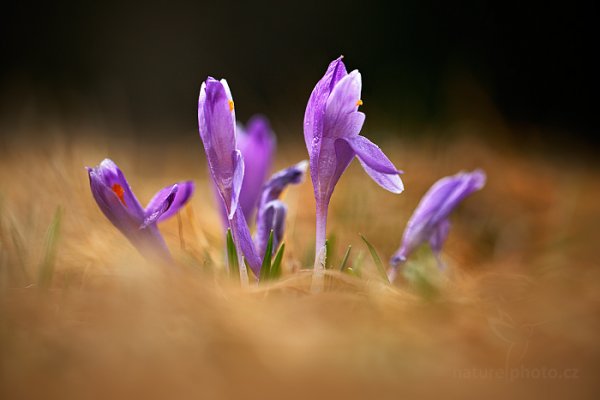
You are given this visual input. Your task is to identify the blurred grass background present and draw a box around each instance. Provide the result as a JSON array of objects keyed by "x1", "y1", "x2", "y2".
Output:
[{"x1": 1, "y1": 126, "x2": 599, "y2": 398}]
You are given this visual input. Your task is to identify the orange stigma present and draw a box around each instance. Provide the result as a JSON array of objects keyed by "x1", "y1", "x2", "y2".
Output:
[
  {"x1": 356, "y1": 99, "x2": 363, "y2": 107},
  {"x1": 111, "y1": 183, "x2": 126, "y2": 206},
  {"x1": 228, "y1": 100, "x2": 234, "y2": 112}
]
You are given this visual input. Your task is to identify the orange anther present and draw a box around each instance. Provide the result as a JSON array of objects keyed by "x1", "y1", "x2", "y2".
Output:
[{"x1": 112, "y1": 183, "x2": 126, "y2": 206}]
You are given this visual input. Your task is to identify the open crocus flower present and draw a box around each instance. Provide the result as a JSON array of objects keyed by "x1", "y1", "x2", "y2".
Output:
[
  {"x1": 388, "y1": 169, "x2": 486, "y2": 282},
  {"x1": 304, "y1": 56, "x2": 404, "y2": 276},
  {"x1": 87, "y1": 159, "x2": 194, "y2": 260}
]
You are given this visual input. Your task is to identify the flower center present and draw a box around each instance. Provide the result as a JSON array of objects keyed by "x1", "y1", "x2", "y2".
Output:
[
  {"x1": 111, "y1": 183, "x2": 127, "y2": 206},
  {"x1": 228, "y1": 100, "x2": 234, "y2": 112},
  {"x1": 356, "y1": 99, "x2": 363, "y2": 107}
]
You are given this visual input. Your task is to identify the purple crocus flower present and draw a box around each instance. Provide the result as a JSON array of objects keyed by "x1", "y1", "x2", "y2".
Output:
[
  {"x1": 254, "y1": 160, "x2": 308, "y2": 257},
  {"x1": 199, "y1": 77, "x2": 307, "y2": 281},
  {"x1": 388, "y1": 169, "x2": 486, "y2": 282},
  {"x1": 87, "y1": 159, "x2": 194, "y2": 260},
  {"x1": 305, "y1": 56, "x2": 404, "y2": 272},
  {"x1": 198, "y1": 77, "x2": 255, "y2": 279}
]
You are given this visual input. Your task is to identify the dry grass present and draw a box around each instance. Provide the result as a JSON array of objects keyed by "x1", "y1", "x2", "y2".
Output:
[{"x1": 1, "y1": 129, "x2": 599, "y2": 399}]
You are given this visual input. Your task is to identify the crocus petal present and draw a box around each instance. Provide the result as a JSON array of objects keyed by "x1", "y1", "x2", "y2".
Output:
[
  {"x1": 88, "y1": 167, "x2": 141, "y2": 234},
  {"x1": 344, "y1": 135, "x2": 403, "y2": 194},
  {"x1": 390, "y1": 170, "x2": 485, "y2": 268},
  {"x1": 358, "y1": 161, "x2": 404, "y2": 194},
  {"x1": 305, "y1": 57, "x2": 348, "y2": 193},
  {"x1": 230, "y1": 207, "x2": 262, "y2": 277},
  {"x1": 304, "y1": 56, "x2": 347, "y2": 151},
  {"x1": 344, "y1": 135, "x2": 401, "y2": 175},
  {"x1": 237, "y1": 115, "x2": 275, "y2": 222},
  {"x1": 257, "y1": 160, "x2": 307, "y2": 212},
  {"x1": 90, "y1": 159, "x2": 145, "y2": 220},
  {"x1": 429, "y1": 170, "x2": 486, "y2": 223},
  {"x1": 254, "y1": 161, "x2": 306, "y2": 257},
  {"x1": 323, "y1": 70, "x2": 363, "y2": 138},
  {"x1": 229, "y1": 149, "x2": 244, "y2": 220},
  {"x1": 198, "y1": 77, "x2": 236, "y2": 210},
  {"x1": 154, "y1": 181, "x2": 195, "y2": 223},
  {"x1": 141, "y1": 185, "x2": 178, "y2": 229},
  {"x1": 428, "y1": 218, "x2": 450, "y2": 255},
  {"x1": 255, "y1": 200, "x2": 287, "y2": 257}
]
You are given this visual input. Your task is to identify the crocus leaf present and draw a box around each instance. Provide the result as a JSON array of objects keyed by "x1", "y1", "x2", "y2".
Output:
[
  {"x1": 270, "y1": 242, "x2": 285, "y2": 279},
  {"x1": 339, "y1": 245, "x2": 352, "y2": 271},
  {"x1": 349, "y1": 251, "x2": 364, "y2": 277},
  {"x1": 226, "y1": 228, "x2": 239, "y2": 280},
  {"x1": 360, "y1": 234, "x2": 389, "y2": 284},
  {"x1": 259, "y1": 230, "x2": 274, "y2": 282}
]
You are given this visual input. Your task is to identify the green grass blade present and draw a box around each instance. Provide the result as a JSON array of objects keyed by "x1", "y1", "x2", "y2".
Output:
[
  {"x1": 259, "y1": 230, "x2": 274, "y2": 282},
  {"x1": 325, "y1": 234, "x2": 336, "y2": 269},
  {"x1": 339, "y1": 245, "x2": 352, "y2": 271},
  {"x1": 359, "y1": 234, "x2": 389, "y2": 284},
  {"x1": 38, "y1": 207, "x2": 62, "y2": 288},
  {"x1": 226, "y1": 228, "x2": 239, "y2": 280},
  {"x1": 270, "y1": 242, "x2": 285, "y2": 279}
]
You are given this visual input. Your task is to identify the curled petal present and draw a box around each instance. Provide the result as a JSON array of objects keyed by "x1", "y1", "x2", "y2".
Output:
[
  {"x1": 257, "y1": 160, "x2": 307, "y2": 211},
  {"x1": 141, "y1": 185, "x2": 177, "y2": 229},
  {"x1": 229, "y1": 150, "x2": 245, "y2": 220},
  {"x1": 156, "y1": 181, "x2": 195, "y2": 222},
  {"x1": 144, "y1": 180, "x2": 195, "y2": 225},
  {"x1": 254, "y1": 161, "x2": 306, "y2": 257},
  {"x1": 255, "y1": 200, "x2": 287, "y2": 257}
]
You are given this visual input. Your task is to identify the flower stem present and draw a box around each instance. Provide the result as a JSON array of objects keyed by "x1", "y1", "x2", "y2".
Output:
[{"x1": 312, "y1": 201, "x2": 328, "y2": 292}]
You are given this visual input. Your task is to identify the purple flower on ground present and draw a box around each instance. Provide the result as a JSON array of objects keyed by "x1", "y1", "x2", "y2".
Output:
[
  {"x1": 199, "y1": 77, "x2": 256, "y2": 279},
  {"x1": 254, "y1": 161, "x2": 308, "y2": 257},
  {"x1": 198, "y1": 77, "x2": 304, "y2": 281},
  {"x1": 304, "y1": 56, "x2": 404, "y2": 274},
  {"x1": 388, "y1": 169, "x2": 486, "y2": 281},
  {"x1": 87, "y1": 159, "x2": 194, "y2": 260}
]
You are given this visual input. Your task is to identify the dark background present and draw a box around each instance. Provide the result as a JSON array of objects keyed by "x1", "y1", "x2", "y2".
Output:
[{"x1": 0, "y1": 0, "x2": 597, "y2": 145}]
